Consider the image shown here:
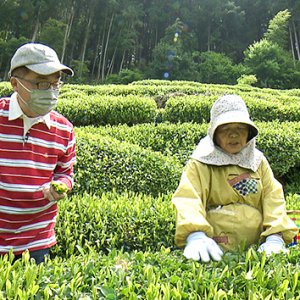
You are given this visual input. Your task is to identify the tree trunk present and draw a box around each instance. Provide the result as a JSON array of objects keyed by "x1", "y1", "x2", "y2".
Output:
[
  {"x1": 207, "y1": 23, "x2": 211, "y2": 52},
  {"x1": 31, "y1": 7, "x2": 41, "y2": 42},
  {"x1": 97, "y1": 20, "x2": 107, "y2": 80},
  {"x1": 107, "y1": 47, "x2": 117, "y2": 76},
  {"x1": 292, "y1": 20, "x2": 300, "y2": 60},
  {"x1": 101, "y1": 13, "x2": 114, "y2": 81},
  {"x1": 91, "y1": 29, "x2": 102, "y2": 77},
  {"x1": 79, "y1": 12, "x2": 93, "y2": 78},
  {"x1": 61, "y1": 6, "x2": 74, "y2": 63},
  {"x1": 289, "y1": 24, "x2": 295, "y2": 60},
  {"x1": 119, "y1": 50, "x2": 126, "y2": 72}
]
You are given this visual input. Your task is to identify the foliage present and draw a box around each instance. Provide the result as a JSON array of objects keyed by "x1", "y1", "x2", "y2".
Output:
[
  {"x1": 163, "y1": 94, "x2": 300, "y2": 124},
  {"x1": 67, "y1": 60, "x2": 90, "y2": 83},
  {"x1": 193, "y1": 51, "x2": 244, "y2": 84},
  {"x1": 1, "y1": 80, "x2": 300, "y2": 299},
  {"x1": 0, "y1": 82, "x2": 13, "y2": 97},
  {"x1": 146, "y1": 42, "x2": 197, "y2": 81},
  {"x1": 53, "y1": 191, "x2": 299, "y2": 257},
  {"x1": 0, "y1": 206, "x2": 299, "y2": 299},
  {"x1": 264, "y1": 9, "x2": 291, "y2": 49},
  {"x1": 79, "y1": 123, "x2": 208, "y2": 165},
  {"x1": 57, "y1": 93, "x2": 157, "y2": 126},
  {"x1": 54, "y1": 192, "x2": 175, "y2": 257},
  {"x1": 244, "y1": 39, "x2": 297, "y2": 89},
  {"x1": 0, "y1": 2, "x2": 300, "y2": 88},
  {"x1": 74, "y1": 121, "x2": 300, "y2": 186},
  {"x1": 105, "y1": 68, "x2": 143, "y2": 84},
  {"x1": 0, "y1": 36, "x2": 29, "y2": 79},
  {"x1": 237, "y1": 74, "x2": 257, "y2": 86},
  {"x1": 38, "y1": 18, "x2": 67, "y2": 55},
  {"x1": 73, "y1": 130, "x2": 182, "y2": 196}
]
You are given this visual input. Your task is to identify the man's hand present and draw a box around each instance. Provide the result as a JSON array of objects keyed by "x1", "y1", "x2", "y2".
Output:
[
  {"x1": 184, "y1": 232, "x2": 223, "y2": 262},
  {"x1": 43, "y1": 181, "x2": 68, "y2": 202}
]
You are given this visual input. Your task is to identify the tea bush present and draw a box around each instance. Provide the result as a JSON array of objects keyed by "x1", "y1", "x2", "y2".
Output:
[
  {"x1": 57, "y1": 93, "x2": 157, "y2": 126},
  {"x1": 75, "y1": 121, "x2": 300, "y2": 190},
  {"x1": 0, "y1": 82, "x2": 12, "y2": 97},
  {"x1": 163, "y1": 95, "x2": 300, "y2": 124},
  {"x1": 0, "y1": 214, "x2": 299, "y2": 299},
  {"x1": 53, "y1": 192, "x2": 175, "y2": 258},
  {"x1": 1, "y1": 80, "x2": 300, "y2": 299},
  {"x1": 2, "y1": 81, "x2": 300, "y2": 126},
  {"x1": 74, "y1": 130, "x2": 182, "y2": 196},
  {"x1": 2, "y1": 191, "x2": 299, "y2": 299},
  {"x1": 53, "y1": 191, "x2": 299, "y2": 259}
]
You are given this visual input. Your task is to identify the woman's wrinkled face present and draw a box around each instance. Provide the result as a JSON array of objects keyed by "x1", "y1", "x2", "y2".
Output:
[{"x1": 214, "y1": 122, "x2": 249, "y2": 154}]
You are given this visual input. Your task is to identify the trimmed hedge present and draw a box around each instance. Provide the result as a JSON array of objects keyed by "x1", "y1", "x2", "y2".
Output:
[
  {"x1": 57, "y1": 92, "x2": 157, "y2": 126},
  {"x1": 163, "y1": 95, "x2": 300, "y2": 124},
  {"x1": 2, "y1": 81, "x2": 300, "y2": 126},
  {"x1": 53, "y1": 191, "x2": 299, "y2": 259},
  {"x1": 79, "y1": 123, "x2": 208, "y2": 164},
  {"x1": 54, "y1": 192, "x2": 175, "y2": 258},
  {"x1": 75, "y1": 121, "x2": 300, "y2": 186},
  {"x1": 1, "y1": 245, "x2": 299, "y2": 299},
  {"x1": 74, "y1": 130, "x2": 182, "y2": 196}
]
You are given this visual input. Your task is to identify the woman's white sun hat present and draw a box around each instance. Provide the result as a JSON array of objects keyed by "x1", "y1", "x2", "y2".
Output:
[
  {"x1": 191, "y1": 94, "x2": 263, "y2": 171},
  {"x1": 208, "y1": 94, "x2": 258, "y2": 141}
]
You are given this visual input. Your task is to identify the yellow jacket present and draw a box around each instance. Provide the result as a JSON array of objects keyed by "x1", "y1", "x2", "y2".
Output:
[{"x1": 172, "y1": 157, "x2": 298, "y2": 251}]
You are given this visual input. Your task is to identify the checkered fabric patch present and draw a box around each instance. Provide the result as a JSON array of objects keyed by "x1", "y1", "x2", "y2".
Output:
[{"x1": 233, "y1": 178, "x2": 258, "y2": 196}]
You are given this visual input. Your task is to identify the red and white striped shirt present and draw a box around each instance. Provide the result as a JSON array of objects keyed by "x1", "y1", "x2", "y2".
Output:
[{"x1": 0, "y1": 94, "x2": 76, "y2": 255}]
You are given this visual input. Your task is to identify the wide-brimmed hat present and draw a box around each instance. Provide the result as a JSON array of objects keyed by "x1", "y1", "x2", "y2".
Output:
[
  {"x1": 208, "y1": 94, "x2": 258, "y2": 141},
  {"x1": 9, "y1": 43, "x2": 74, "y2": 76}
]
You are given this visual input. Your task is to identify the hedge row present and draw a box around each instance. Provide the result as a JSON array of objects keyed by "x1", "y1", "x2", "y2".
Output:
[
  {"x1": 3, "y1": 191, "x2": 297, "y2": 298},
  {"x1": 2, "y1": 81, "x2": 300, "y2": 125},
  {"x1": 57, "y1": 92, "x2": 300, "y2": 126},
  {"x1": 131, "y1": 79, "x2": 300, "y2": 98},
  {"x1": 1, "y1": 244, "x2": 299, "y2": 299},
  {"x1": 53, "y1": 192, "x2": 175, "y2": 258},
  {"x1": 61, "y1": 80, "x2": 300, "y2": 103},
  {"x1": 163, "y1": 95, "x2": 300, "y2": 123},
  {"x1": 74, "y1": 130, "x2": 182, "y2": 196},
  {"x1": 74, "y1": 121, "x2": 300, "y2": 195},
  {"x1": 53, "y1": 192, "x2": 299, "y2": 259},
  {"x1": 57, "y1": 92, "x2": 157, "y2": 126},
  {"x1": 59, "y1": 84, "x2": 300, "y2": 124},
  {"x1": 2, "y1": 79, "x2": 300, "y2": 99}
]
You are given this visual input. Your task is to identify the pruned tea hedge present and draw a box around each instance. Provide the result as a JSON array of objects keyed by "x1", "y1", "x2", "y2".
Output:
[
  {"x1": 74, "y1": 121, "x2": 300, "y2": 194},
  {"x1": 74, "y1": 130, "x2": 182, "y2": 196}
]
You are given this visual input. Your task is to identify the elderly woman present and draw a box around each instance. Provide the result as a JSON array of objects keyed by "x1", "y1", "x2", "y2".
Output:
[{"x1": 172, "y1": 94, "x2": 298, "y2": 262}]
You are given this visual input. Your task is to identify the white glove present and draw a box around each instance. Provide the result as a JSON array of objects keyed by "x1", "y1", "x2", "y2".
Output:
[
  {"x1": 183, "y1": 232, "x2": 223, "y2": 262},
  {"x1": 258, "y1": 234, "x2": 287, "y2": 255}
]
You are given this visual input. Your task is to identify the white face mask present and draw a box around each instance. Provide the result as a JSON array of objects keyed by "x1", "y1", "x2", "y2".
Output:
[{"x1": 16, "y1": 79, "x2": 59, "y2": 116}]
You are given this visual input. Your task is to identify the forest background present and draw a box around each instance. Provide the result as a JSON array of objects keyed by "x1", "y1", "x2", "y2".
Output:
[{"x1": 1, "y1": 0, "x2": 300, "y2": 89}]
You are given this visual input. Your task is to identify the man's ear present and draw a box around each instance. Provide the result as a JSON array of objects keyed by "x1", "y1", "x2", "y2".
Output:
[{"x1": 10, "y1": 77, "x2": 18, "y2": 92}]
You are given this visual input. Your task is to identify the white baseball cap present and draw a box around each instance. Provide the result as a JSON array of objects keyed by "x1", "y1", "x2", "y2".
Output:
[{"x1": 9, "y1": 43, "x2": 74, "y2": 76}]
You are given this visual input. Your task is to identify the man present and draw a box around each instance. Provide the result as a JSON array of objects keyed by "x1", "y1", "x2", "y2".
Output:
[{"x1": 0, "y1": 43, "x2": 76, "y2": 263}]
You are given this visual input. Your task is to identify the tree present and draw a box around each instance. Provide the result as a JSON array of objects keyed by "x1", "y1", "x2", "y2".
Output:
[
  {"x1": 244, "y1": 9, "x2": 300, "y2": 89},
  {"x1": 194, "y1": 51, "x2": 244, "y2": 84},
  {"x1": 38, "y1": 19, "x2": 67, "y2": 56},
  {"x1": 244, "y1": 39, "x2": 300, "y2": 89},
  {"x1": 146, "y1": 18, "x2": 197, "y2": 80},
  {"x1": 264, "y1": 9, "x2": 291, "y2": 49}
]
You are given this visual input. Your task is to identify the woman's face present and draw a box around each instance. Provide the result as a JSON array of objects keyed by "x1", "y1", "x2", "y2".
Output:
[{"x1": 214, "y1": 122, "x2": 249, "y2": 154}]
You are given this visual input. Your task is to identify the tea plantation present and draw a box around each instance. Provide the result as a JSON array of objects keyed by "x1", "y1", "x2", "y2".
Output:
[{"x1": 0, "y1": 80, "x2": 300, "y2": 299}]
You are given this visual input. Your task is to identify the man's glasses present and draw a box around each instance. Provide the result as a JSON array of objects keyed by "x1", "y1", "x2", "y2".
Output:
[{"x1": 14, "y1": 76, "x2": 64, "y2": 90}]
